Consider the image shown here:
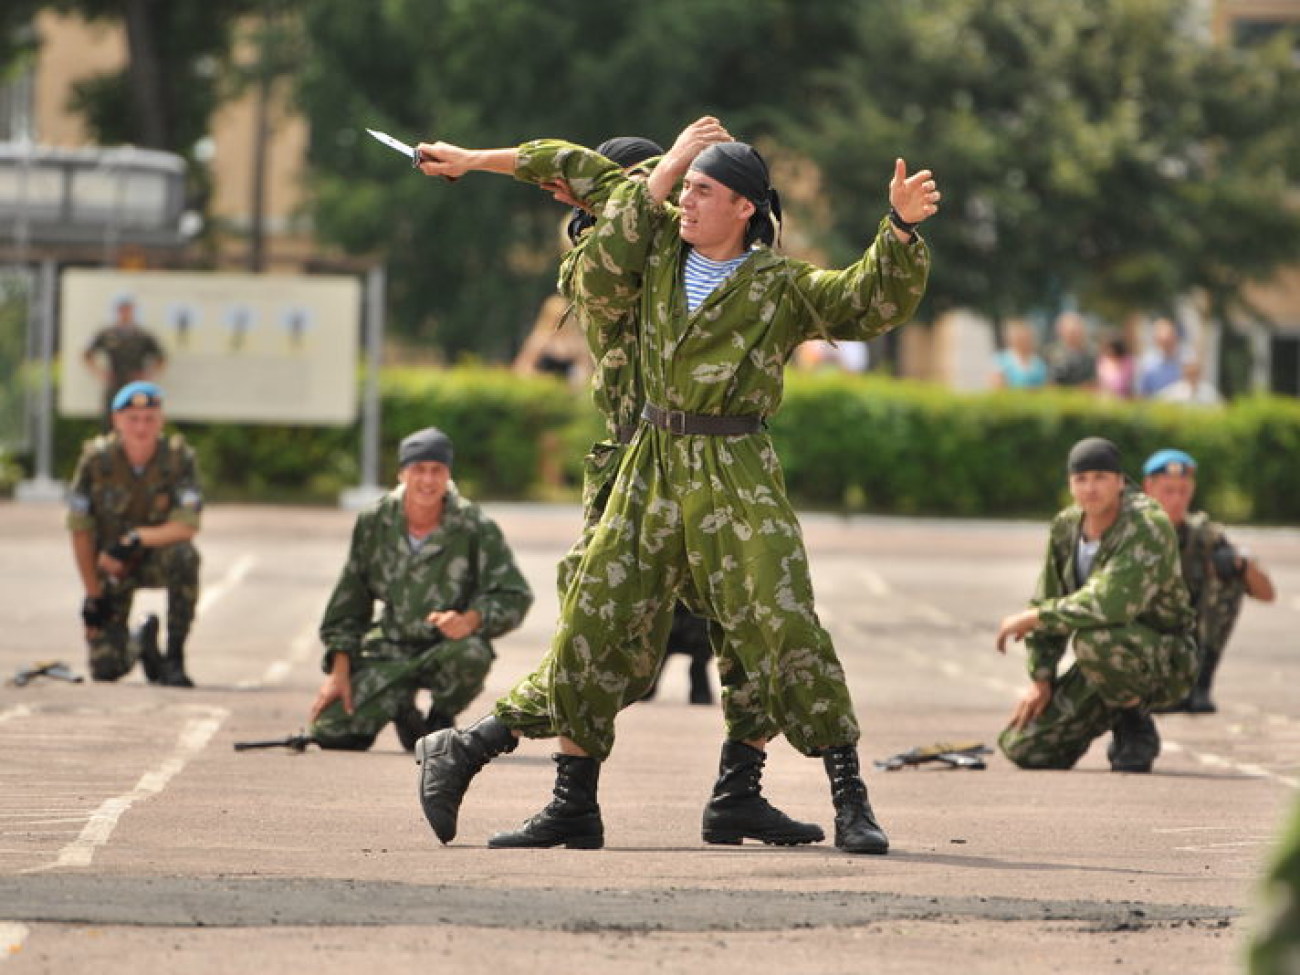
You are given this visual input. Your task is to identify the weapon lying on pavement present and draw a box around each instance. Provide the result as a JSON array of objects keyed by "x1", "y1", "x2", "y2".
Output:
[
  {"x1": 9, "y1": 660, "x2": 85, "y2": 687},
  {"x1": 874, "y1": 741, "x2": 992, "y2": 771},
  {"x1": 233, "y1": 732, "x2": 317, "y2": 753}
]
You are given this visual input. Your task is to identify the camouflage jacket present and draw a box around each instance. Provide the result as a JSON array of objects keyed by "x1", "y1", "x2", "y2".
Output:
[
  {"x1": 318, "y1": 486, "x2": 533, "y2": 669},
  {"x1": 559, "y1": 231, "x2": 642, "y2": 440},
  {"x1": 1025, "y1": 488, "x2": 1194, "y2": 680},
  {"x1": 1178, "y1": 510, "x2": 1247, "y2": 659},
  {"x1": 85, "y1": 325, "x2": 165, "y2": 386},
  {"x1": 518, "y1": 140, "x2": 930, "y2": 418},
  {"x1": 66, "y1": 433, "x2": 203, "y2": 550}
]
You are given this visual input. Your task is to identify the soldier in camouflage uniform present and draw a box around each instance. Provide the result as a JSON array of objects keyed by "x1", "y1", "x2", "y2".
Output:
[
  {"x1": 1249, "y1": 793, "x2": 1300, "y2": 975},
  {"x1": 67, "y1": 381, "x2": 201, "y2": 687},
  {"x1": 1141, "y1": 448, "x2": 1276, "y2": 714},
  {"x1": 496, "y1": 135, "x2": 821, "y2": 847},
  {"x1": 413, "y1": 116, "x2": 938, "y2": 853},
  {"x1": 996, "y1": 437, "x2": 1197, "y2": 773},
  {"x1": 83, "y1": 298, "x2": 166, "y2": 428},
  {"x1": 309, "y1": 427, "x2": 533, "y2": 751}
]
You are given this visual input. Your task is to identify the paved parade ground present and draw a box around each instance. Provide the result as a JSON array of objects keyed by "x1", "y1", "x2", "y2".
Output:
[{"x1": 1, "y1": 499, "x2": 1297, "y2": 973}]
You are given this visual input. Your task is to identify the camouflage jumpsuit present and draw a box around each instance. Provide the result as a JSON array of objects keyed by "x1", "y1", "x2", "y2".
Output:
[
  {"x1": 84, "y1": 325, "x2": 166, "y2": 423},
  {"x1": 1177, "y1": 512, "x2": 1247, "y2": 697},
  {"x1": 66, "y1": 433, "x2": 203, "y2": 681},
  {"x1": 498, "y1": 141, "x2": 930, "y2": 761},
  {"x1": 312, "y1": 486, "x2": 533, "y2": 750},
  {"x1": 999, "y1": 489, "x2": 1198, "y2": 768},
  {"x1": 496, "y1": 185, "x2": 776, "y2": 745}
]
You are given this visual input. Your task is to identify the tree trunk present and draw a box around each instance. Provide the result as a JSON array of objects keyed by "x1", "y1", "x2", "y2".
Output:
[{"x1": 121, "y1": 0, "x2": 168, "y2": 148}]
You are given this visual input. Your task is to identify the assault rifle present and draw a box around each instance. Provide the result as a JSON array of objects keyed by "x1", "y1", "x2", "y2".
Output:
[
  {"x1": 9, "y1": 660, "x2": 84, "y2": 687},
  {"x1": 233, "y1": 732, "x2": 317, "y2": 753},
  {"x1": 874, "y1": 741, "x2": 992, "y2": 771}
]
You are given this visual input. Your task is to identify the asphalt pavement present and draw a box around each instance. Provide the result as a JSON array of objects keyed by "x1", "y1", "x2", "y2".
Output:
[{"x1": 1, "y1": 499, "x2": 1297, "y2": 974}]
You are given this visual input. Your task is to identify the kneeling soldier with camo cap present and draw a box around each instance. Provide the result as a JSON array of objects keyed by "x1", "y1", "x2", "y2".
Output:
[
  {"x1": 67, "y1": 380, "x2": 202, "y2": 687},
  {"x1": 994, "y1": 437, "x2": 1197, "y2": 773},
  {"x1": 308, "y1": 427, "x2": 534, "y2": 751}
]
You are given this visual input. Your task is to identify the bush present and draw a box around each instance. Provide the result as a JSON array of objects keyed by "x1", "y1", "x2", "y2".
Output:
[{"x1": 34, "y1": 367, "x2": 1299, "y2": 523}]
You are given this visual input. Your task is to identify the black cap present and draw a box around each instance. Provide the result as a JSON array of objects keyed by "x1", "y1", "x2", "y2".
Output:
[
  {"x1": 398, "y1": 427, "x2": 454, "y2": 469},
  {"x1": 1067, "y1": 437, "x2": 1123, "y2": 475}
]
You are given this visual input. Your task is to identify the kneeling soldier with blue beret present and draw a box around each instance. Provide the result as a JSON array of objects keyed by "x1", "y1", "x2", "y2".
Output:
[{"x1": 67, "y1": 381, "x2": 202, "y2": 687}]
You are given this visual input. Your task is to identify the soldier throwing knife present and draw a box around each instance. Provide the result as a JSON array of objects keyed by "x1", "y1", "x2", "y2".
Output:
[{"x1": 411, "y1": 115, "x2": 939, "y2": 854}]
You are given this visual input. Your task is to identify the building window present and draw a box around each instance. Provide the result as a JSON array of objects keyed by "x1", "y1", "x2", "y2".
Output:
[{"x1": 1270, "y1": 334, "x2": 1300, "y2": 396}]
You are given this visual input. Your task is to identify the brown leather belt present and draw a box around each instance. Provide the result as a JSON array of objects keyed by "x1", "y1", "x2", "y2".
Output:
[{"x1": 641, "y1": 402, "x2": 765, "y2": 436}]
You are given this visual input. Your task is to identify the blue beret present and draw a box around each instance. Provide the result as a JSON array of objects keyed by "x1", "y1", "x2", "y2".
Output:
[
  {"x1": 1143, "y1": 448, "x2": 1197, "y2": 477},
  {"x1": 112, "y1": 381, "x2": 164, "y2": 411}
]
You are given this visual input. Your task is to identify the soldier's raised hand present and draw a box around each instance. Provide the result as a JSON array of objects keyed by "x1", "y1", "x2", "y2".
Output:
[{"x1": 889, "y1": 159, "x2": 941, "y2": 227}]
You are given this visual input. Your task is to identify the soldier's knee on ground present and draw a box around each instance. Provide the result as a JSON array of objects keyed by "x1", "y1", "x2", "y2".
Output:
[{"x1": 997, "y1": 727, "x2": 1078, "y2": 770}]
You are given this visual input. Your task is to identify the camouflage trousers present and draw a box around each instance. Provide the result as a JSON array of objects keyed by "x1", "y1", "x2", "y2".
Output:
[
  {"x1": 87, "y1": 542, "x2": 200, "y2": 681},
  {"x1": 1196, "y1": 581, "x2": 1245, "y2": 690},
  {"x1": 999, "y1": 621, "x2": 1197, "y2": 769},
  {"x1": 496, "y1": 438, "x2": 779, "y2": 746},
  {"x1": 311, "y1": 635, "x2": 494, "y2": 750},
  {"x1": 501, "y1": 429, "x2": 857, "y2": 761}
]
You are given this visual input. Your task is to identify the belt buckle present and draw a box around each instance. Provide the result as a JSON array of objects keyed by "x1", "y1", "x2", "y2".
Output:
[{"x1": 666, "y1": 409, "x2": 688, "y2": 435}]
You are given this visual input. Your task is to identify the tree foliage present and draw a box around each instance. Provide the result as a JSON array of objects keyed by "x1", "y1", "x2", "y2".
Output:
[
  {"x1": 791, "y1": 0, "x2": 1300, "y2": 325},
  {"x1": 296, "y1": 0, "x2": 859, "y2": 358}
]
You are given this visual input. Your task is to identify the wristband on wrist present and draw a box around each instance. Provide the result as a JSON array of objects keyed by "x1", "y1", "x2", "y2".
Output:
[{"x1": 888, "y1": 207, "x2": 918, "y2": 235}]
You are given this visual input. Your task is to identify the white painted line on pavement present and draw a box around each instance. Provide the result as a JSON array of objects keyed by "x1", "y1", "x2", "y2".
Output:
[
  {"x1": 858, "y1": 568, "x2": 891, "y2": 598},
  {"x1": 1162, "y1": 741, "x2": 1298, "y2": 790},
  {"x1": 197, "y1": 554, "x2": 257, "y2": 614},
  {"x1": 236, "y1": 620, "x2": 318, "y2": 690},
  {"x1": 0, "y1": 922, "x2": 29, "y2": 962},
  {"x1": 0, "y1": 706, "x2": 31, "y2": 726},
  {"x1": 21, "y1": 705, "x2": 228, "y2": 874}
]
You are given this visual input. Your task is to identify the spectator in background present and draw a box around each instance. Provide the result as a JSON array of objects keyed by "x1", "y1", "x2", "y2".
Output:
[
  {"x1": 1045, "y1": 312, "x2": 1097, "y2": 389},
  {"x1": 794, "y1": 339, "x2": 870, "y2": 373},
  {"x1": 1156, "y1": 358, "x2": 1223, "y2": 407},
  {"x1": 990, "y1": 320, "x2": 1048, "y2": 390},
  {"x1": 513, "y1": 294, "x2": 594, "y2": 390},
  {"x1": 1136, "y1": 317, "x2": 1184, "y2": 398},
  {"x1": 1095, "y1": 334, "x2": 1135, "y2": 399}
]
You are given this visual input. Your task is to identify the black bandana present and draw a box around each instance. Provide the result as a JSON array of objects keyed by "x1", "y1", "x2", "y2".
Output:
[
  {"x1": 1067, "y1": 437, "x2": 1123, "y2": 475},
  {"x1": 567, "y1": 137, "x2": 666, "y2": 244},
  {"x1": 398, "y1": 427, "x2": 454, "y2": 469},
  {"x1": 689, "y1": 142, "x2": 782, "y2": 247}
]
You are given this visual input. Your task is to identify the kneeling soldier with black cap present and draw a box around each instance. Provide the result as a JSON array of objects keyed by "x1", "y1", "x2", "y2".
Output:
[
  {"x1": 994, "y1": 437, "x2": 1197, "y2": 773},
  {"x1": 308, "y1": 427, "x2": 534, "y2": 751},
  {"x1": 67, "y1": 380, "x2": 202, "y2": 686}
]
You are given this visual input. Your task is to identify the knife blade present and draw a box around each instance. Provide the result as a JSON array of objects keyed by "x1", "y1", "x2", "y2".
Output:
[{"x1": 365, "y1": 127, "x2": 421, "y2": 168}]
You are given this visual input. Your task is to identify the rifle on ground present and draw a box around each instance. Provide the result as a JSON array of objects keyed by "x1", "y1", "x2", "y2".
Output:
[
  {"x1": 9, "y1": 660, "x2": 85, "y2": 687},
  {"x1": 874, "y1": 741, "x2": 992, "y2": 771},
  {"x1": 233, "y1": 732, "x2": 316, "y2": 752}
]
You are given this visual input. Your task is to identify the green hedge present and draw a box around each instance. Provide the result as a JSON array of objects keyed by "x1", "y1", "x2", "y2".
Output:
[{"x1": 38, "y1": 366, "x2": 1300, "y2": 523}]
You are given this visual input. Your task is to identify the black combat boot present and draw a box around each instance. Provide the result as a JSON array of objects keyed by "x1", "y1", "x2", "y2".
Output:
[
  {"x1": 394, "y1": 704, "x2": 454, "y2": 752},
  {"x1": 415, "y1": 716, "x2": 517, "y2": 843},
  {"x1": 822, "y1": 745, "x2": 889, "y2": 854},
  {"x1": 1185, "y1": 650, "x2": 1221, "y2": 714},
  {"x1": 1107, "y1": 707, "x2": 1160, "y2": 772},
  {"x1": 702, "y1": 741, "x2": 824, "y2": 846},
  {"x1": 159, "y1": 636, "x2": 194, "y2": 688},
  {"x1": 136, "y1": 615, "x2": 163, "y2": 684},
  {"x1": 488, "y1": 754, "x2": 604, "y2": 849}
]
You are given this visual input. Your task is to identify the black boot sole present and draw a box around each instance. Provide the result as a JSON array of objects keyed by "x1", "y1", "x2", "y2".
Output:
[
  {"x1": 702, "y1": 828, "x2": 824, "y2": 846},
  {"x1": 487, "y1": 833, "x2": 604, "y2": 850}
]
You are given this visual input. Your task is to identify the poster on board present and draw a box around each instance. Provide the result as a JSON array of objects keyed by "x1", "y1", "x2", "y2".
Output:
[{"x1": 60, "y1": 268, "x2": 361, "y2": 425}]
